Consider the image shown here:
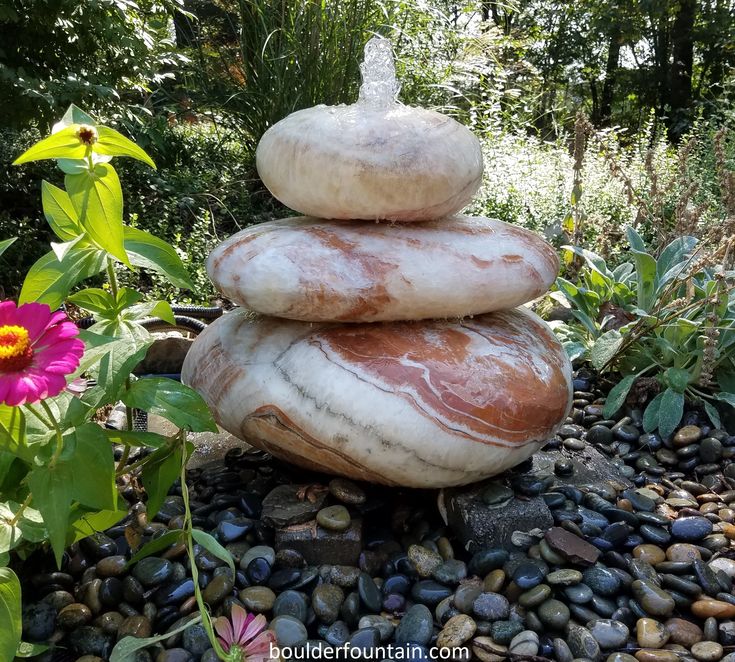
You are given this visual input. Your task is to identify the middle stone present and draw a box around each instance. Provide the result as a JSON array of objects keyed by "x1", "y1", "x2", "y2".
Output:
[{"x1": 207, "y1": 214, "x2": 559, "y2": 322}]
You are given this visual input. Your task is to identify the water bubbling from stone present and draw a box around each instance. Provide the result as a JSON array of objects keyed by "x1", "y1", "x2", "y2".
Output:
[{"x1": 358, "y1": 36, "x2": 401, "y2": 109}]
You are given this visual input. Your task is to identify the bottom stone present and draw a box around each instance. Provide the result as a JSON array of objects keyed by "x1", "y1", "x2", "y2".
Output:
[{"x1": 181, "y1": 307, "x2": 573, "y2": 488}]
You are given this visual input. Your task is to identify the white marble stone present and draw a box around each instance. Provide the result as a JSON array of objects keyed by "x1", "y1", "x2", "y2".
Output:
[
  {"x1": 209, "y1": 215, "x2": 558, "y2": 322},
  {"x1": 256, "y1": 104, "x2": 483, "y2": 222},
  {"x1": 181, "y1": 307, "x2": 573, "y2": 488}
]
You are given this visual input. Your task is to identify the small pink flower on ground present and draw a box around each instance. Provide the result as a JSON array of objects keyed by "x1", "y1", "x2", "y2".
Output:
[
  {"x1": 214, "y1": 604, "x2": 276, "y2": 662},
  {"x1": 0, "y1": 301, "x2": 84, "y2": 406}
]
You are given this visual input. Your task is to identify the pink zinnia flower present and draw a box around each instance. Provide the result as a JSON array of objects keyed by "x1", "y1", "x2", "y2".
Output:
[
  {"x1": 214, "y1": 605, "x2": 276, "y2": 662},
  {"x1": 0, "y1": 301, "x2": 84, "y2": 406}
]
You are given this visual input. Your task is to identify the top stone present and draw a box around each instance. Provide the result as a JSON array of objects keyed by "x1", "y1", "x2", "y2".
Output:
[{"x1": 256, "y1": 38, "x2": 483, "y2": 222}]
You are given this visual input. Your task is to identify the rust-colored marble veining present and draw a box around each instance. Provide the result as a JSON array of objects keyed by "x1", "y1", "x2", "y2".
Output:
[
  {"x1": 208, "y1": 215, "x2": 559, "y2": 323},
  {"x1": 181, "y1": 307, "x2": 573, "y2": 487}
]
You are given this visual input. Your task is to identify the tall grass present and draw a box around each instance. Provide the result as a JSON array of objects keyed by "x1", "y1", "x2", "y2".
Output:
[{"x1": 219, "y1": 0, "x2": 394, "y2": 145}]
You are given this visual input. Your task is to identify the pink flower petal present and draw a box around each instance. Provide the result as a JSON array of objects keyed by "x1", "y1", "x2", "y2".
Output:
[
  {"x1": 214, "y1": 616, "x2": 235, "y2": 648},
  {"x1": 245, "y1": 629, "x2": 277, "y2": 656},
  {"x1": 0, "y1": 375, "x2": 12, "y2": 405},
  {"x1": 4, "y1": 375, "x2": 32, "y2": 406},
  {"x1": 0, "y1": 301, "x2": 18, "y2": 327},
  {"x1": 241, "y1": 613, "x2": 268, "y2": 646},
  {"x1": 233, "y1": 607, "x2": 255, "y2": 643},
  {"x1": 13, "y1": 303, "x2": 53, "y2": 343}
]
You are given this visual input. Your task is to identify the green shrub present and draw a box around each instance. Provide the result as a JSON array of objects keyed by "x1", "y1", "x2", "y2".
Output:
[{"x1": 0, "y1": 121, "x2": 284, "y2": 303}]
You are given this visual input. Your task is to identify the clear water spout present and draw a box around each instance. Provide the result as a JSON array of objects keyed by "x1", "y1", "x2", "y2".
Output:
[{"x1": 358, "y1": 36, "x2": 400, "y2": 109}]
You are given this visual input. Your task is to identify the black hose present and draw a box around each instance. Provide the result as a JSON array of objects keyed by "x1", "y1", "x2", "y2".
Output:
[
  {"x1": 75, "y1": 305, "x2": 223, "y2": 330},
  {"x1": 170, "y1": 304, "x2": 223, "y2": 319},
  {"x1": 140, "y1": 315, "x2": 208, "y2": 334}
]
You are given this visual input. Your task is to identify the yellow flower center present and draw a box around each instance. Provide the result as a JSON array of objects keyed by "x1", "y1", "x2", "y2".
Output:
[
  {"x1": 0, "y1": 325, "x2": 33, "y2": 372},
  {"x1": 76, "y1": 124, "x2": 98, "y2": 146}
]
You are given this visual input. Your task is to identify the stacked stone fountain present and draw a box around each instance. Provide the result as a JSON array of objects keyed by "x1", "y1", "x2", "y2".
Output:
[{"x1": 182, "y1": 37, "x2": 573, "y2": 488}]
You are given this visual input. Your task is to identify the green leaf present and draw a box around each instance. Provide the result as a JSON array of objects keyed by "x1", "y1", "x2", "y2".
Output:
[
  {"x1": 192, "y1": 529, "x2": 235, "y2": 577},
  {"x1": 103, "y1": 429, "x2": 170, "y2": 449},
  {"x1": 0, "y1": 505, "x2": 22, "y2": 555},
  {"x1": 642, "y1": 391, "x2": 665, "y2": 433},
  {"x1": 68, "y1": 288, "x2": 116, "y2": 317},
  {"x1": 71, "y1": 424, "x2": 116, "y2": 510},
  {"x1": 55, "y1": 104, "x2": 96, "y2": 130},
  {"x1": 110, "y1": 615, "x2": 201, "y2": 662},
  {"x1": 658, "y1": 388, "x2": 685, "y2": 439},
  {"x1": 0, "y1": 501, "x2": 45, "y2": 553},
  {"x1": 28, "y1": 463, "x2": 74, "y2": 567},
  {"x1": 19, "y1": 246, "x2": 106, "y2": 309},
  {"x1": 81, "y1": 324, "x2": 152, "y2": 408},
  {"x1": 657, "y1": 235, "x2": 697, "y2": 284},
  {"x1": 561, "y1": 245, "x2": 611, "y2": 280},
  {"x1": 124, "y1": 300, "x2": 175, "y2": 325},
  {"x1": 50, "y1": 234, "x2": 86, "y2": 262},
  {"x1": 603, "y1": 374, "x2": 636, "y2": 418},
  {"x1": 714, "y1": 392, "x2": 735, "y2": 408},
  {"x1": 0, "y1": 406, "x2": 26, "y2": 462},
  {"x1": 16, "y1": 641, "x2": 50, "y2": 658},
  {"x1": 141, "y1": 444, "x2": 183, "y2": 518},
  {"x1": 626, "y1": 226, "x2": 647, "y2": 252},
  {"x1": 124, "y1": 227, "x2": 194, "y2": 290},
  {"x1": 590, "y1": 330, "x2": 623, "y2": 371},
  {"x1": 123, "y1": 378, "x2": 217, "y2": 432},
  {"x1": 94, "y1": 126, "x2": 156, "y2": 169},
  {"x1": 664, "y1": 367, "x2": 690, "y2": 393},
  {"x1": 126, "y1": 529, "x2": 184, "y2": 567},
  {"x1": 116, "y1": 288, "x2": 143, "y2": 309},
  {"x1": 41, "y1": 181, "x2": 82, "y2": 241},
  {"x1": 72, "y1": 331, "x2": 120, "y2": 377},
  {"x1": 66, "y1": 163, "x2": 129, "y2": 266},
  {"x1": 69, "y1": 507, "x2": 126, "y2": 545},
  {"x1": 704, "y1": 401, "x2": 722, "y2": 430},
  {"x1": 630, "y1": 249, "x2": 658, "y2": 312},
  {"x1": 0, "y1": 567, "x2": 21, "y2": 662},
  {"x1": 12, "y1": 125, "x2": 89, "y2": 165},
  {"x1": 0, "y1": 238, "x2": 16, "y2": 259}
]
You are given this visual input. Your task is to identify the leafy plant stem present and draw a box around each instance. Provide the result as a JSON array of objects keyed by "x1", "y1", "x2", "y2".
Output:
[
  {"x1": 8, "y1": 493, "x2": 33, "y2": 527},
  {"x1": 115, "y1": 451, "x2": 152, "y2": 478},
  {"x1": 178, "y1": 429, "x2": 228, "y2": 660},
  {"x1": 106, "y1": 257, "x2": 119, "y2": 301},
  {"x1": 23, "y1": 403, "x2": 53, "y2": 430},
  {"x1": 116, "y1": 377, "x2": 134, "y2": 473},
  {"x1": 40, "y1": 400, "x2": 64, "y2": 468}
]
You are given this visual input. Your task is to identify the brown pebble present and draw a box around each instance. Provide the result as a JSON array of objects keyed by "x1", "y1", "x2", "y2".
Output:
[
  {"x1": 94, "y1": 611, "x2": 124, "y2": 635},
  {"x1": 692, "y1": 598, "x2": 735, "y2": 618},
  {"x1": 437, "y1": 614, "x2": 476, "y2": 648},
  {"x1": 180, "y1": 595, "x2": 197, "y2": 614},
  {"x1": 636, "y1": 618, "x2": 669, "y2": 649},
  {"x1": 664, "y1": 617, "x2": 703, "y2": 647},
  {"x1": 633, "y1": 545, "x2": 666, "y2": 565},
  {"x1": 635, "y1": 650, "x2": 679, "y2": 662},
  {"x1": 618, "y1": 498, "x2": 634, "y2": 512},
  {"x1": 118, "y1": 615, "x2": 151, "y2": 639},
  {"x1": 665, "y1": 543, "x2": 701, "y2": 563},
  {"x1": 719, "y1": 508, "x2": 735, "y2": 522},
  {"x1": 95, "y1": 556, "x2": 127, "y2": 577},
  {"x1": 58, "y1": 603, "x2": 92, "y2": 629},
  {"x1": 483, "y1": 569, "x2": 505, "y2": 593},
  {"x1": 691, "y1": 641, "x2": 724, "y2": 661}
]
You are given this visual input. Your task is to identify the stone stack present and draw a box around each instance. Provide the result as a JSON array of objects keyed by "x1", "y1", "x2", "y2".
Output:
[{"x1": 182, "y1": 38, "x2": 573, "y2": 488}]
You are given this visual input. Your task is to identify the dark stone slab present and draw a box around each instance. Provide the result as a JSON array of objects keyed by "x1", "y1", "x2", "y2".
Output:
[
  {"x1": 441, "y1": 483, "x2": 553, "y2": 552},
  {"x1": 262, "y1": 484, "x2": 328, "y2": 527},
  {"x1": 275, "y1": 519, "x2": 362, "y2": 566},
  {"x1": 544, "y1": 526, "x2": 600, "y2": 566},
  {"x1": 530, "y1": 445, "x2": 632, "y2": 490}
]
